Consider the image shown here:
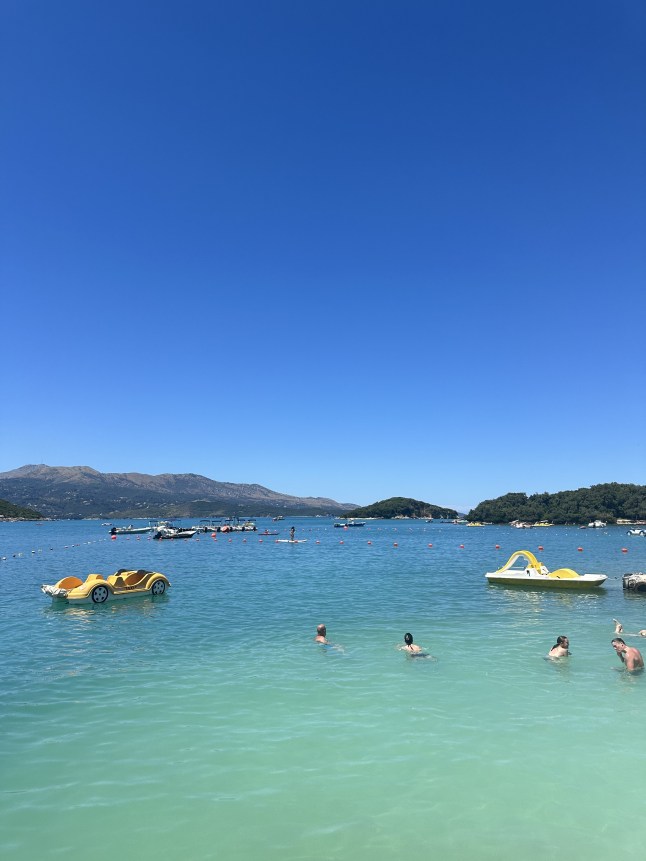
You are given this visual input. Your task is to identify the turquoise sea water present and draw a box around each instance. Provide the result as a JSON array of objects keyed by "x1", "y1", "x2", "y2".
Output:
[{"x1": 1, "y1": 518, "x2": 646, "y2": 860}]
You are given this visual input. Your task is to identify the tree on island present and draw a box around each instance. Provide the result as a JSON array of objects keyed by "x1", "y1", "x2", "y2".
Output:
[
  {"x1": 467, "y1": 483, "x2": 645, "y2": 525},
  {"x1": 341, "y1": 497, "x2": 459, "y2": 519}
]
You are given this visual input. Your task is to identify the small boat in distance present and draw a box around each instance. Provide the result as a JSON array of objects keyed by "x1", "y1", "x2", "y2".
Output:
[
  {"x1": 627, "y1": 528, "x2": 646, "y2": 537},
  {"x1": 334, "y1": 519, "x2": 365, "y2": 528},
  {"x1": 587, "y1": 520, "x2": 607, "y2": 528},
  {"x1": 152, "y1": 522, "x2": 197, "y2": 540},
  {"x1": 110, "y1": 524, "x2": 155, "y2": 535},
  {"x1": 486, "y1": 549, "x2": 607, "y2": 589}
]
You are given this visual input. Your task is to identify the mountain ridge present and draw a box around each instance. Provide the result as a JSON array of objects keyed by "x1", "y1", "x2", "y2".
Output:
[{"x1": 0, "y1": 464, "x2": 358, "y2": 519}]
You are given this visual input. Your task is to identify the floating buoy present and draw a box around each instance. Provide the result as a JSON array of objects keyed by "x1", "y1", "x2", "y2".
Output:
[
  {"x1": 367, "y1": 541, "x2": 372, "y2": 545},
  {"x1": 459, "y1": 544, "x2": 464, "y2": 549},
  {"x1": 538, "y1": 546, "x2": 543, "y2": 551},
  {"x1": 316, "y1": 540, "x2": 320, "y2": 544},
  {"x1": 111, "y1": 535, "x2": 116, "y2": 541},
  {"x1": 259, "y1": 539, "x2": 263, "y2": 543},
  {"x1": 243, "y1": 538, "x2": 247, "y2": 543},
  {"x1": 339, "y1": 540, "x2": 344, "y2": 544},
  {"x1": 495, "y1": 544, "x2": 500, "y2": 549},
  {"x1": 393, "y1": 542, "x2": 398, "y2": 547},
  {"x1": 428, "y1": 543, "x2": 433, "y2": 547},
  {"x1": 577, "y1": 547, "x2": 583, "y2": 551},
  {"x1": 622, "y1": 548, "x2": 628, "y2": 553}
]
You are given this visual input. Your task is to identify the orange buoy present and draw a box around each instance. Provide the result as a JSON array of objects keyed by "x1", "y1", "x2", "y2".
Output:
[
  {"x1": 428, "y1": 543, "x2": 433, "y2": 547},
  {"x1": 538, "y1": 546, "x2": 543, "y2": 551},
  {"x1": 622, "y1": 548, "x2": 628, "y2": 553},
  {"x1": 495, "y1": 544, "x2": 500, "y2": 549},
  {"x1": 111, "y1": 535, "x2": 116, "y2": 540},
  {"x1": 577, "y1": 547, "x2": 583, "y2": 551}
]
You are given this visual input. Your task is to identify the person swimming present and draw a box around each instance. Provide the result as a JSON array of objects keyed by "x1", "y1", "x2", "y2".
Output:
[
  {"x1": 548, "y1": 635, "x2": 570, "y2": 658},
  {"x1": 612, "y1": 638, "x2": 645, "y2": 672},
  {"x1": 399, "y1": 632, "x2": 432, "y2": 658},
  {"x1": 314, "y1": 623, "x2": 328, "y2": 644},
  {"x1": 613, "y1": 619, "x2": 646, "y2": 637}
]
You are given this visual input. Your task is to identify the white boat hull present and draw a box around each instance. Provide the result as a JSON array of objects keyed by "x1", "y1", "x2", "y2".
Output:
[{"x1": 486, "y1": 571, "x2": 607, "y2": 589}]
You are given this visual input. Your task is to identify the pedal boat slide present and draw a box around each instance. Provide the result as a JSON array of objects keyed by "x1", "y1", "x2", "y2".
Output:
[
  {"x1": 42, "y1": 569, "x2": 171, "y2": 604},
  {"x1": 485, "y1": 550, "x2": 607, "y2": 589}
]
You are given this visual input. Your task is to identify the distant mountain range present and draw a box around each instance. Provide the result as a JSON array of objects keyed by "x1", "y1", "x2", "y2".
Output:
[{"x1": 0, "y1": 465, "x2": 358, "y2": 519}]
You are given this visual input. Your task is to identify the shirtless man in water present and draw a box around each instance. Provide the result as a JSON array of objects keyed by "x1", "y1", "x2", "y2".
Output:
[
  {"x1": 314, "y1": 624, "x2": 328, "y2": 644},
  {"x1": 612, "y1": 638, "x2": 645, "y2": 672}
]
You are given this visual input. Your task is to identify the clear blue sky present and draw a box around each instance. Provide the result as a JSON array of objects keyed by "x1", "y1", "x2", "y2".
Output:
[{"x1": 2, "y1": 0, "x2": 644, "y2": 511}]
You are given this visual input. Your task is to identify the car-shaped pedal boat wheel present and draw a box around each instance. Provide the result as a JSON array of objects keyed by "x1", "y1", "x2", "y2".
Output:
[{"x1": 41, "y1": 570, "x2": 171, "y2": 604}]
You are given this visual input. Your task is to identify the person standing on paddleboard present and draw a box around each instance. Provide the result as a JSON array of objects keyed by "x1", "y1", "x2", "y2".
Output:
[{"x1": 290, "y1": 526, "x2": 295, "y2": 542}]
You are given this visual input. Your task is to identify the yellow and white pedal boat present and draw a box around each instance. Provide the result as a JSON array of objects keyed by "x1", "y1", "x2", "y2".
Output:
[
  {"x1": 42, "y1": 569, "x2": 171, "y2": 604},
  {"x1": 486, "y1": 550, "x2": 607, "y2": 589}
]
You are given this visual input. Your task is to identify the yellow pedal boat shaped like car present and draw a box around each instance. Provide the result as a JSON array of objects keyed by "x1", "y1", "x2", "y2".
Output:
[
  {"x1": 486, "y1": 550, "x2": 607, "y2": 589},
  {"x1": 41, "y1": 569, "x2": 171, "y2": 604}
]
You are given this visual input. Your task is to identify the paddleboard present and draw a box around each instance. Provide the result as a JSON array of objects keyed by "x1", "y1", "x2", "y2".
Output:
[{"x1": 276, "y1": 539, "x2": 308, "y2": 543}]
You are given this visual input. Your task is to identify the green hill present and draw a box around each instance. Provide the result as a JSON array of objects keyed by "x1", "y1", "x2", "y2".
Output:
[
  {"x1": 342, "y1": 497, "x2": 458, "y2": 519},
  {"x1": 0, "y1": 498, "x2": 43, "y2": 520},
  {"x1": 467, "y1": 483, "x2": 646, "y2": 525}
]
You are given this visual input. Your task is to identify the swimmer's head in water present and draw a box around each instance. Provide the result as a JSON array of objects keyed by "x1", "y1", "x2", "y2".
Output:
[
  {"x1": 556, "y1": 636, "x2": 569, "y2": 647},
  {"x1": 317, "y1": 624, "x2": 326, "y2": 636},
  {"x1": 404, "y1": 633, "x2": 413, "y2": 646}
]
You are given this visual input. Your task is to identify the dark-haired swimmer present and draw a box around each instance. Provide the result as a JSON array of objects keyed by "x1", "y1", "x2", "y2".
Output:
[
  {"x1": 548, "y1": 636, "x2": 570, "y2": 658},
  {"x1": 612, "y1": 638, "x2": 644, "y2": 672},
  {"x1": 399, "y1": 633, "x2": 432, "y2": 658}
]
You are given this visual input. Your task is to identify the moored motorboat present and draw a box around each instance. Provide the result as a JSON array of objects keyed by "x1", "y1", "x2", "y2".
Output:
[
  {"x1": 627, "y1": 528, "x2": 646, "y2": 537},
  {"x1": 486, "y1": 550, "x2": 607, "y2": 589},
  {"x1": 152, "y1": 522, "x2": 197, "y2": 539},
  {"x1": 622, "y1": 572, "x2": 646, "y2": 591},
  {"x1": 110, "y1": 524, "x2": 155, "y2": 535}
]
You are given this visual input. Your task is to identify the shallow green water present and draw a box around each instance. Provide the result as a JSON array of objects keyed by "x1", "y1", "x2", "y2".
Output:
[{"x1": 1, "y1": 519, "x2": 646, "y2": 860}]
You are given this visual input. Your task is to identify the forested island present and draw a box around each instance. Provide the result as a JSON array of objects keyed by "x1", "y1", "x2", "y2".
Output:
[
  {"x1": 467, "y1": 483, "x2": 645, "y2": 525},
  {"x1": 0, "y1": 498, "x2": 43, "y2": 520},
  {"x1": 342, "y1": 497, "x2": 459, "y2": 519}
]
